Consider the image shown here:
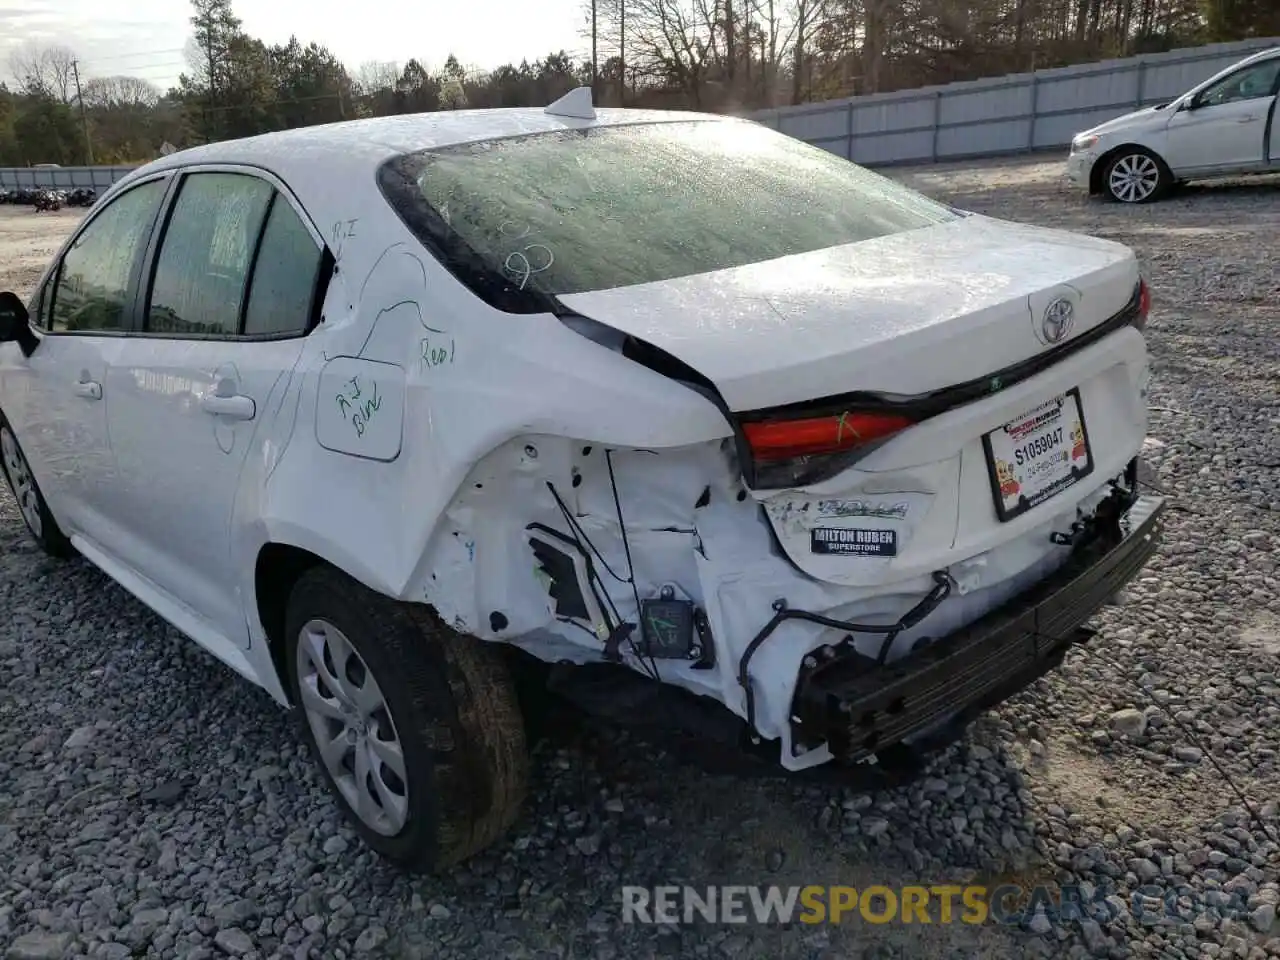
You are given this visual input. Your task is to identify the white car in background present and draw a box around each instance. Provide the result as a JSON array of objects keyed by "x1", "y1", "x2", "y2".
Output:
[
  {"x1": 0, "y1": 89, "x2": 1164, "y2": 871},
  {"x1": 1067, "y1": 45, "x2": 1280, "y2": 203}
]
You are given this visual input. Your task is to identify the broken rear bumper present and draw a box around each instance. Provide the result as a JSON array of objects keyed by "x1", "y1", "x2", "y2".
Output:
[{"x1": 788, "y1": 491, "x2": 1165, "y2": 765}]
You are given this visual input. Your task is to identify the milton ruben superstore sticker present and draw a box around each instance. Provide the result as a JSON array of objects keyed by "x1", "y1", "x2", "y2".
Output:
[{"x1": 810, "y1": 527, "x2": 898, "y2": 557}]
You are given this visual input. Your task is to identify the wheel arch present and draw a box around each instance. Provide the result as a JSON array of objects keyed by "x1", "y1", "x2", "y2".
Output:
[
  {"x1": 253, "y1": 539, "x2": 421, "y2": 706},
  {"x1": 1089, "y1": 143, "x2": 1173, "y2": 195},
  {"x1": 254, "y1": 541, "x2": 326, "y2": 705}
]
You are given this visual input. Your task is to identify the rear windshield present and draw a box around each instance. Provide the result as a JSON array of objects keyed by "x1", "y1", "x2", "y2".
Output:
[{"x1": 377, "y1": 120, "x2": 959, "y2": 311}]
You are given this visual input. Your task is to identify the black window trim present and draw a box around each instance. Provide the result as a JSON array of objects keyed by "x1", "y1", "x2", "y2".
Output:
[
  {"x1": 37, "y1": 172, "x2": 173, "y2": 338},
  {"x1": 132, "y1": 162, "x2": 333, "y2": 344},
  {"x1": 237, "y1": 191, "x2": 278, "y2": 334}
]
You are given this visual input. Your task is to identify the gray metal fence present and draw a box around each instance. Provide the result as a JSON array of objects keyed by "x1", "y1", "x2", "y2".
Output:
[
  {"x1": 4, "y1": 40, "x2": 1277, "y2": 187},
  {"x1": 750, "y1": 37, "x2": 1280, "y2": 166},
  {"x1": 0, "y1": 165, "x2": 137, "y2": 191}
]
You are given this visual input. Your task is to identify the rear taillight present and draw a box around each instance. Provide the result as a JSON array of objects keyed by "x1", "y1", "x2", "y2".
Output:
[
  {"x1": 743, "y1": 412, "x2": 914, "y2": 463},
  {"x1": 1134, "y1": 278, "x2": 1151, "y2": 330}
]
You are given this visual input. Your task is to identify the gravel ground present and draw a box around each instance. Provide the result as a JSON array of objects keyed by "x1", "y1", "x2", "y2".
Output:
[{"x1": 2, "y1": 161, "x2": 1280, "y2": 960}]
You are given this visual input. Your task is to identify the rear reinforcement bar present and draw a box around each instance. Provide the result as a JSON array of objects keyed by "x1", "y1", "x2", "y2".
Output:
[{"x1": 788, "y1": 490, "x2": 1165, "y2": 764}]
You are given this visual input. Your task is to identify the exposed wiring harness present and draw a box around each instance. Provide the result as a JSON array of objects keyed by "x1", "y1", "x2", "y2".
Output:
[{"x1": 545, "y1": 466, "x2": 661, "y2": 681}]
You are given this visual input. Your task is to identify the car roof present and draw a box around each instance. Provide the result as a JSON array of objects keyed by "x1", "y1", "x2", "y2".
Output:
[
  {"x1": 1234, "y1": 46, "x2": 1280, "y2": 68},
  {"x1": 103, "y1": 105, "x2": 744, "y2": 290},
  {"x1": 134, "y1": 106, "x2": 732, "y2": 184}
]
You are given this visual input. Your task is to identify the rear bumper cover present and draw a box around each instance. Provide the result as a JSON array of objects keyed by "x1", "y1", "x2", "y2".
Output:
[{"x1": 789, "y1": 489, "x2": 1165, "y2": 764}]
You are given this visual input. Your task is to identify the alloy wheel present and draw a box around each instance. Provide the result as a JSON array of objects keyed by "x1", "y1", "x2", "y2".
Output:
[
  {"x1": 296, "y1": 618, "x2": 409, "y2": 836},
  {"x1": 1108, "y1": 153, "x2": 1160, "y2": 203},
  {"x1": 1, "y1": 426, "x2": 43, "y2": 538}
]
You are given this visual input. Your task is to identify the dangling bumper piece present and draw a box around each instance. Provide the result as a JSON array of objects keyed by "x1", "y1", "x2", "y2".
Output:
[{"x1": 780, "y1": 486, "x2": 1165, "y2": 764}]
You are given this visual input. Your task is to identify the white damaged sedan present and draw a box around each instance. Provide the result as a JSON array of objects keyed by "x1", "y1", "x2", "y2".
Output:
[{"x1": 0, "y1": 88, "x2": 1164, "y2": 870}]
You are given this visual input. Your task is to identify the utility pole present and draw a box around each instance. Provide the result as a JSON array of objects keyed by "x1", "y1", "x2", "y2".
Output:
[
  {"x1": 71, "y1": 59, "x2": 94, "y2": 164},
  {"x1": 619, "y1": 0, "x2": 626, "y2": 106}
]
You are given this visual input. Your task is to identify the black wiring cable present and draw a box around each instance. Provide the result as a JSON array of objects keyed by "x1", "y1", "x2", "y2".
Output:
[
  {"x1": 546, "y1": 477, "x2": 660, "y2": 681},
  {"x1": 1073, "y1": 640, "x2": 1280, "y2": 851},
  {"x1": 1113, "y1": 471, "x2": 1280, "y2": 852},
  {"x1": 1141, "y1": 411, "x2": 1279, "y2": 516},
  {"x1": 545, "y1": 485, "x2": 625, "y2": 629},
  {"x1": 1023, "y1": 464, "x2": 1280, "y2": 854},
  {"x1": 556, "y1": 617, "x2": 601, "y2": 642},
  {"x1": 546, "y1": 480, "x2": 630, "y2": 584},
  {"x1": 545, "y1": 481, "x2": 627, "y2": 627},
  {"x1": 605, "y1": 449, "x2": 663, "y2": 681}
]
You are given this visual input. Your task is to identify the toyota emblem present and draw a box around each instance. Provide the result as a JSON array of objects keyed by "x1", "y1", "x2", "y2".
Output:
[{"x1": 1041, "y1": 297, "x2": 1075, "y2": 344}]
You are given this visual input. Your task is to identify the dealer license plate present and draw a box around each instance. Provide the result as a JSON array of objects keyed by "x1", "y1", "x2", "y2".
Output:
[{"x1": 983, "y1": 387, "x2": 1093, "y2": 522}]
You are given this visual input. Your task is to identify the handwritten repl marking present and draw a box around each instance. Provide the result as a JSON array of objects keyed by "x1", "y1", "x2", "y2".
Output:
[
  {"x1": 419, "y1": 335, "x2": 456, "y2": 369},
  {"x1": 335, "y1": 375, "x2": 382, "y2": 438},
  {"x1": 330, "y1": 218, "x2": 359, "y2": 260}
]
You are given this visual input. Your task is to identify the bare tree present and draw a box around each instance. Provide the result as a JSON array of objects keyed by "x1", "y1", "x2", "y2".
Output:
[
  {"x1": 782, "y1": 0, "x2": 829, "y2": 102},
  {"x1": 354, "y1": 60, "x2": 400, "y2": 96},
  {"x1": 614, "y1": 0, "x2": 716, "y2": 104},
  {"x1": 81, "y1": 76, "x2": 161, "y2": 110},
  {"x1": 9, "y1": 42, "x2": 78, "y2": 101}
]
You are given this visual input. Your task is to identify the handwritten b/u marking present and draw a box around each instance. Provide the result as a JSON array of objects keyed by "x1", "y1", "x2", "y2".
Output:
[
  {"x1": 335, "y1": 375, "x2": 381, "y2": 438},
  {"x1": 420, "y1": 336, "x2": 456, "y2": 369}
]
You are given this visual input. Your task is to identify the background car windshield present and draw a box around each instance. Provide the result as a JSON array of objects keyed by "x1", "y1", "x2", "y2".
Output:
[{"x1": 380, "y1": 120, "x2": 959, "y2": 302}]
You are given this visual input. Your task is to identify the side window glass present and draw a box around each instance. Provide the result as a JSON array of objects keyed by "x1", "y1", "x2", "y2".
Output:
[
  {"x1": 50, "y1": 179, "x2": 166, "y2": 333},
  {"x1": 243, "y1": 195, "x2": 324, "y2": 337},
  {"x1": 1200, "y1": 60, "x2": 1280, "y2": 108},
  {"x1": 147, "y1": 173, "x2": 273, "y2": 336}
]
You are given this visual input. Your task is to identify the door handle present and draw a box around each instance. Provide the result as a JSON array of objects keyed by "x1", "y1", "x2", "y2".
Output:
[
  {"x1": 1236, "y1": 116, "x2": 1260, "y2": 123},
  {"x1": 74, "y1": 380, "x2": 102, "y2": 400},
  {"x1": 201, "y1": 393, "x2": 256, "y2": 420}
]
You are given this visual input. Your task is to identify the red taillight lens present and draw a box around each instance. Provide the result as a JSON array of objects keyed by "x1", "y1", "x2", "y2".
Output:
[
  {"x1": 742, "y1": 412, "x2": 915, "y2": 462},
  {"x1": 1135, "y1": 278, "x2": 1151, "y2": 329}
]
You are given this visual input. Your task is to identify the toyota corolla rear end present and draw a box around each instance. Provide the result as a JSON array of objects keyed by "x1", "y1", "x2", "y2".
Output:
[{"x1": 378, "y1": 113, "x2": 1165, "y2": 772}]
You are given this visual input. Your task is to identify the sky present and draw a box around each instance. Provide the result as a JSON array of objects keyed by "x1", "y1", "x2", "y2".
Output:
[{"x1": 0, "y1": 0, "x2": 591, "y2": 93}]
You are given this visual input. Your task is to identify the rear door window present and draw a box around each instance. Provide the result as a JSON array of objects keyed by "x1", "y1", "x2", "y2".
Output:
[
  {"x1": 147, "y1": 172, "x2": 273, "y2": 336},
  {"x1": 242, "y1": 196, "x2": 324, "y2": 337}
]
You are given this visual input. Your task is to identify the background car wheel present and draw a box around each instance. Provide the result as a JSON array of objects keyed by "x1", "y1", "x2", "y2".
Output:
[
  {"x1": 0, "y1": 418, "x2": 72, "y2": 558},
  {"x1": 285, "y1": 566, "x2": 529, "y2": 871},
  {"x1": 1103, "y1": 149, "x2": 1170, "y2": 204}
]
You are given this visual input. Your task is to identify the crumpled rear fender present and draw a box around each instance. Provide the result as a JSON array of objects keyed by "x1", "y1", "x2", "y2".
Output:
[{"x1": 249, "y1": 302, "x2": 733, "y2": 608}]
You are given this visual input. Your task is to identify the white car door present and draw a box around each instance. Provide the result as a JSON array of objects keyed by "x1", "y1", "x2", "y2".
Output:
[
  {"x1": 102, "y1": 168, "x2": 328, "y2": 645},
  {"x1": 0, "y1": 176, "x2": 169, "y2": 546},
  {"x1": 1164, "y1": 57, "x2": 1280, "y2": 173}
]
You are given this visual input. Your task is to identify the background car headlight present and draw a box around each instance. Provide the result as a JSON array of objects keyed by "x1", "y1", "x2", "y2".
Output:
[{"x1": 1071, "y1": 134, "x2": 1100, "y2": 153}]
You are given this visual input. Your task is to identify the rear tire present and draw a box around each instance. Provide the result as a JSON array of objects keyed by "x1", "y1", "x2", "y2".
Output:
[
  {"x1": 1102, "y1": 148, "x2": 1171, "y2": 204},
  {"x1": 0, "y1": 418, "x2": 73, "y2": 558},
  {"x1": 285, "y1": 566, "x2": 528, "y2": 871}
]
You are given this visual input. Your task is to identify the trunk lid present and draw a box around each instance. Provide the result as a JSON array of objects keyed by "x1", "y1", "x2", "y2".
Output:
[
  {"x1": 558, "y1": 213, "x2": 1140, "y2": 412},
  {"x1": 562, "y1": 213, "x2": 1148, "y2": 591}
]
